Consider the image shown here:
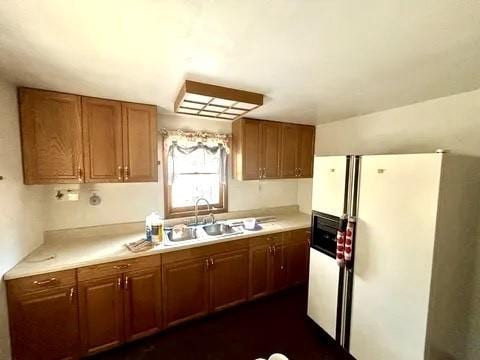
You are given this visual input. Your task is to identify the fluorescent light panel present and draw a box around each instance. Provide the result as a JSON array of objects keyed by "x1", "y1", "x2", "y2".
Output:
[{"x1": 175, "y1": 80, "x2": 263, "y2": 120}]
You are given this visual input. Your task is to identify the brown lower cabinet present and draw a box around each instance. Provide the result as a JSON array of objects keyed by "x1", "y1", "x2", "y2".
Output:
[
  {"x1": 162, "y1": 246, "x2": 249, "y2": 327},
  {"x1": 6, "y1": 270, "x2": 79, "y2": 360},
  {"x1": 249, "y1": 230, "x2": 310, "y2": 299},
  {"x1": 6, "y1": 229, "x2": 309, "y2": 359},
  {"x1": 78, "y1": 262, "x2": 162, "y2": 356}
]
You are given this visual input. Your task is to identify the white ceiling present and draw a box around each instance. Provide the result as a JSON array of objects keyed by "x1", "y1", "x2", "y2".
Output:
[{"x1": 1, "y1": 0, "x2": 480, "y2": 125}]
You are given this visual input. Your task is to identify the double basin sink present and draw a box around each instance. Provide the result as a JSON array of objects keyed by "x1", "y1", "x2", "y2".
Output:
[{"x1": 166, "y1": 223, "x2": 238, "y2": 242}]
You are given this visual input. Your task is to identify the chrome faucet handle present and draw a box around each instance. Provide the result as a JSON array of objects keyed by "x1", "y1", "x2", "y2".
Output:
[{"x1": 209, "y1": 212, "x2": 216, "y2": 224}]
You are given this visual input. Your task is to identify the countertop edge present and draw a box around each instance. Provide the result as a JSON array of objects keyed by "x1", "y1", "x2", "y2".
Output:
[{"x1": 4, "y1": 221, "x2": 311, "y2": 281}]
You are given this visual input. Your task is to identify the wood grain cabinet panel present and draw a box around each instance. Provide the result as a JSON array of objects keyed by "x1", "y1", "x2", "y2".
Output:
[
  {"x1": 297, "y1": 125, "x2": 315, "y2": 178},
  {"x1": 8, "y1": 286, "x2": 79, "y2": 360},
  {"x1": 280, "y1": 123, "x2": 299, "y2": 178},
  {"x1": 232, "y1": 118, "x2": 314, "y2": 180},
  {"x1": 272, "y1": 243, "x2": 288, "y2": 292},
  {"x1": 249, "y1": 243, "x2": 272, "y2": 299},
  {"x1": 78, "y1": 275, "x2": 124, "y2": 356},
  {"x1": 260, "y1": 121, "x2": 282, "y2": 179},
  {"x1": 210, "y1": 249, "x2": 249, "y2": 311},
  {"x1": 82, "y1": 97, "x2": 123, "y2": 182},
  {"x1": 242, "y1": 119, "x2": 261, "y2": 180},
  {"x1": 124, "y1": 268, "x2": 162, "y2": 341},
  {"x1": 286, "y1": 238, "x2": 310, "y2": 285},
  {"x1": 18, "y1": 88, "x2": 83, "y2": 184},
  {"x1": 18, "y1": 87, "x2": 158, "y2": 184},
  {"x1": 122, "y1": 102, "x2": 158, "y2": 182},
  {"x1": 162, "y1": 258, "x2": 210, "y2": 327}
]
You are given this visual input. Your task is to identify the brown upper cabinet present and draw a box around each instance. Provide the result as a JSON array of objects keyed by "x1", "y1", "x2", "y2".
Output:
[
  {"x1": 232, "y1": 117, "x2": 314, "y2": 180},
  {"x1": 19, "y1": 88, "x2": 158, "y2": 184},
  {"x1": 19, "y1": 88, "x2": 84, "y2": 184},
  {"x1": 280, "y1": 123, "x2": 315, "y2": 178}
]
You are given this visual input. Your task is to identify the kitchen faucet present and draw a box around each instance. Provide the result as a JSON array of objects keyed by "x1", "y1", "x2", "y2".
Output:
[{"x1": 194, "y1": 197, "x2": 215, "y2": 225}]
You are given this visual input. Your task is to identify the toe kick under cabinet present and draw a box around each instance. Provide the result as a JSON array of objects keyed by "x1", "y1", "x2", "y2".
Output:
[{"x1": 6, "y1": 228, "x2": 309, "y2": 359}]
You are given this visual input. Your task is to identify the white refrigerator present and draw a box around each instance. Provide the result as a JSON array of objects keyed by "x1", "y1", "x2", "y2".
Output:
[{"x1": 307, "y1": 153, "x2": 480, "y2": 360}]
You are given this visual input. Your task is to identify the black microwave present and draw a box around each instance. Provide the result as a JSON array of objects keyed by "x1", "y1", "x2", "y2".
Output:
[{"x1": 311, "y1": 211, "x2": 340, "y2": 258}]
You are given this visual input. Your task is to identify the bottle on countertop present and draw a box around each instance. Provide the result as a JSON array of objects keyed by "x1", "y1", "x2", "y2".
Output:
[{"x1": 146, "y1": 211, "x2": 164, "y2": 245}]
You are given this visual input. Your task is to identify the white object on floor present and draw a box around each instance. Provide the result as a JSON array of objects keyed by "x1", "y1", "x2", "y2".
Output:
[
  {"x1": 269, "y1": 354, "x2": 289, "y2": 360},
  {"x1": 255, "y1": 353, "x2": 289, "y2": 360}
]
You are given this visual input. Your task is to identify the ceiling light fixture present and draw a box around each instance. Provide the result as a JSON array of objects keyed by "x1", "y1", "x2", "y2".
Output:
[{"x1": 174, "y1": 80, "x2": 264, "y2": 120}]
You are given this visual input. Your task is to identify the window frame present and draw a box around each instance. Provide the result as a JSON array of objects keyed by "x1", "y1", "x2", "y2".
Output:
[{"x1": 162, "y1": 140, "x2": 228, "y2": 219}]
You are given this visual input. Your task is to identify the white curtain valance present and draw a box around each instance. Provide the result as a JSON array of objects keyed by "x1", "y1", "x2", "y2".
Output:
[
  {"x1": 161, "y1": 129, "x2": 231, "y2": 153},
  {"x1": 162, "y1": 129, "x2": 231, "y2": 185}
]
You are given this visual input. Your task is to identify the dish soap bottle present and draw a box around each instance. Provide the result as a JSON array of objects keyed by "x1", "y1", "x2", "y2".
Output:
[{"x1": 146, "y1": 211, "x2": 164, "y2": 245}]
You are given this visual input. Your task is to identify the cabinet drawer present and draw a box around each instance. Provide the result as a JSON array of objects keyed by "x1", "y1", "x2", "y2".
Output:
[
  {"x1": 78, "y1": 255, "x2": 160, "y2": 282},
  {"x1": 162, "y1": 239, "x2": 248, "y2": 265},
  {"x1": 7, "y1": 269, "x2": 76, "y2": 297}
]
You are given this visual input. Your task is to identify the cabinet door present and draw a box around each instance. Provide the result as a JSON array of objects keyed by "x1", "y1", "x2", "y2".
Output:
[
  {"x1": 280, "y1": 124, "x2": 299, "y2": 178},
  {"x1": 272, "y1": 244, "x2": 288, "y2": 292},
  {"x1": 210, "y1": 249, "x2": 249, "y2": 311},
  {"x1": 9, "y1": 287, "x2": 79, "y2": 360},
  {"x1": 124, "y1": 268, "x2": 162, "y2": 341},
  {"x1": 82, "y1": 97, "x2": 123, "y2": 182},
  {"x1": 122, "y1": 102, "x2": 158, "y2": 182},
  {"x1": 297, "y1": 125, "x2": 315, "y2": 178},
  {"x1": 286, "y1": 231, "x2": 310, "y2": 286},
  {"x1": 242, "y1": 119, "x2": 261, "y2": 180},
  {"x1": 79, "y1": 276, "x2": 124, "y2": 356},
  {"x1": 18, "y1": 88, "x2": 83, "y2": 184},
  {"x1": 162, "y1": 258, "x2": 210, "y2": 327},
  {"x1": 249, "y1": 243, "x2": 272, "y2": 299},
  {"x1": 260, "y1": 121, "x2": 282, "y2": 179}
]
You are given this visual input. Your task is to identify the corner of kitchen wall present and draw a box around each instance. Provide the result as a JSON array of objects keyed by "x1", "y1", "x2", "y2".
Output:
[{"x1": 0, "y1": 79, "x2": 46, "y2": 360}]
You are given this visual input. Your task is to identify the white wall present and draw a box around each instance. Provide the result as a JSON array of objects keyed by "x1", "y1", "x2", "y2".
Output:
[
  {"x1": 44, "y1": 114, "x2": 300, "y2": 230},
  {"x1": 313, "y1": 88, "x2": 480, "y2": 360},
  {"x1": 0, "y1": 80, "x2": 45, "y2": 359}
]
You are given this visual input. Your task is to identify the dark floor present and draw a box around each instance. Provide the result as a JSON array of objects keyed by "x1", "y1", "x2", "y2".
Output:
[{"x1": 91, "y1": 286, "x2": 353, "y2": 360}]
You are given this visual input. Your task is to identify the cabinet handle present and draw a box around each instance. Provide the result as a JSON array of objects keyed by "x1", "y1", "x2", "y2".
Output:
[
  {"x1": 117, "y1": 277, "x2": 122, "y2": 290},
  {"x1": 267, "y1": 246, "x2": 272, "y2": 255},
  {"x1": 77, "y1": 167, "x2": 83, "y2": 181},
  {"x1": 210, "y1": 258, "x2": 214, "y2": 267},
  {"x1": 272, "y1": 245, "x2": 277, "y2": 255},
  {"x1": 69, "y1": 287, "x2": 75, "y2": 303},
  {"x1": 298, "y1": 168, "x2": 302, "y2": 177},
  {"x1": 124, "y1": 166, "x2": 129, "y2": 180},
  {"x1": 33, "y1": 277, "x2": 57, "y2": 286},
  {"x1": 205, "y1": 258, "x2": 210, "y2": 270},
  {"x1": 263, "y1": 168, "x2": 267, "y2": 178},
  {"x1": 258, "y1": 168, "x2": 262, "y2": 179},
  {"x1": 117, "y1": 166, "x2": 123, "y2": 180},
  {"x1": 124, "y1": 276, "x2": 129, "y2": 290},
  {"x1": 113, "y1": 264, "x2": 131, "y2": 270}
]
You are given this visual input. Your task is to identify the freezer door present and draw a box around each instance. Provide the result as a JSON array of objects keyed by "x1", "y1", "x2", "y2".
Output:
[
  {"x1": 349, "y1": 154, "x2": 442, "y2": 360},
  {"x1": 307, "y1": 248, "x2": 340, "y2": 339},
  {"x1": 311, "y1": 156, "x2": 348, "y2": 217}
]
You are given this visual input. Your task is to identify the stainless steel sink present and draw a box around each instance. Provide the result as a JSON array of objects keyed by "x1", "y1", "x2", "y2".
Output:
[
  {"x1": 166, "y1": 227, "x2": 197, "y2": 242},
  {"x1": 203, "y1": 223, "x2": 236, "y2": 236}
]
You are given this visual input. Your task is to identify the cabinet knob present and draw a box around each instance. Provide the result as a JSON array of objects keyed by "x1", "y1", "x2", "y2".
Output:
[{"x1": 124, "y1": 276, "x2": 129, "y2": 290}]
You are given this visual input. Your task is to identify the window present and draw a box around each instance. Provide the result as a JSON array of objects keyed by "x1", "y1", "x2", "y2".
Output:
[{"x1": 163, "y1": 130, "x2": 229, "y2": 218}]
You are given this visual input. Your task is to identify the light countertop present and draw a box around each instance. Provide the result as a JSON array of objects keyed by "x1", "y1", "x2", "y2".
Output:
[{"x1": 4, "y1": 212, "x2": 311, "y2": 280}]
